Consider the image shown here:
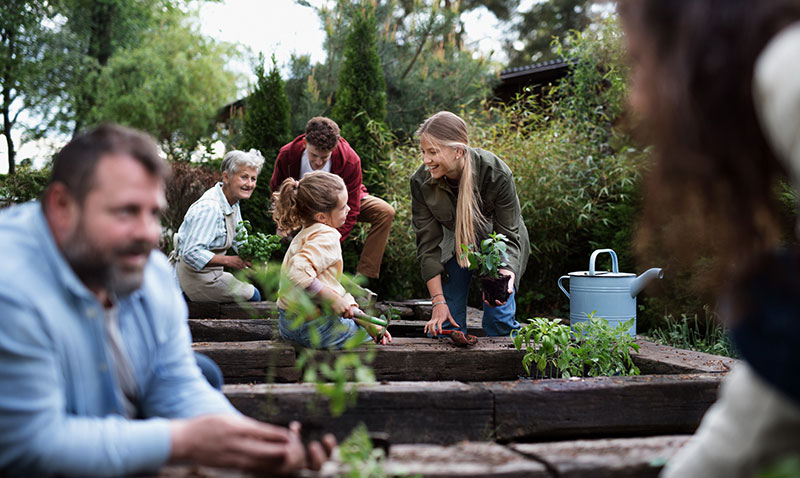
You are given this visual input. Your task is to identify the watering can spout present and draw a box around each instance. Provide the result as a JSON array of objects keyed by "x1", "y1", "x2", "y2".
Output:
[{"x1": 629, "y1": 268, "x2": 664, "y2": 298}]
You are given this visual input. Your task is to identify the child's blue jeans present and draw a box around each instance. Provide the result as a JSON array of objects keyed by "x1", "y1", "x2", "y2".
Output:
[
  {"x1": 440, "y1": 256, "x2": 520, "y2": 336},
  {"x1": 278, "y1": 308, "x2": 365, "y2": 349}
]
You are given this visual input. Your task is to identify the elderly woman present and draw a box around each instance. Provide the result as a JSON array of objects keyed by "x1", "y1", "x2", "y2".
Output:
[{"x1": 175, "y1": 149, "x2": 264, "y2": 303}]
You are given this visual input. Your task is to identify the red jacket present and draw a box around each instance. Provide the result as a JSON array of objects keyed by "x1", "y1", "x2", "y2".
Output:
[{"x1": 270, "y1": 135, "x2": 368, "y2": 241}]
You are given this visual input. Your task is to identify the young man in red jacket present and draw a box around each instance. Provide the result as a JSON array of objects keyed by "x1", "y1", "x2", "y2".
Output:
[{"x1": 270, "y1": 117, "x2": 395, "y2": 287}]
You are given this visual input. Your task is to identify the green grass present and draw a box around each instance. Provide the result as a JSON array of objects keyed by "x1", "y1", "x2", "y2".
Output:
[{"x1": 644, "y1": 313, "x2": 738, "y2": 358}]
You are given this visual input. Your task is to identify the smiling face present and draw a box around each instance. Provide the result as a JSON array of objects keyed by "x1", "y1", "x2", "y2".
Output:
[
  {"x1": 420, "y1": 135, "x2": 463, "y2": 180},
  {"x1": 60, "y1": 154, "x2": 165, "y2": 297},
  {"x1": 222, "y1": 165, "x2": 259, "y2": 204},
  {"x1": 305, "y1": 142, "x2": 334, "y2": 171},
  {"x1": 316, "y1": 186, "x2": 349, "y2": 229}
]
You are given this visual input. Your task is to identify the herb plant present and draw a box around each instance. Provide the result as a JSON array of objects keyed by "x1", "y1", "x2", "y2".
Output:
[
  {"x1": 460, "y1": 232, "x2": 509, "y2": 279},
  {"x1": 512, "y1": 314, "x2": 641, "y2": 379},
  {"x1": 234, "y1": 220, "x2": 282, "y2": 264},
  {"x1": 338, "y1": 423, "x2": 389, "y2": 478}
]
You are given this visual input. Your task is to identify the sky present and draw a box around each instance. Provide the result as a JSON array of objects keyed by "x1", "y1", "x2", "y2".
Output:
[{"x1": 1, "y1": 0, "x2": 522, "y2": 173}]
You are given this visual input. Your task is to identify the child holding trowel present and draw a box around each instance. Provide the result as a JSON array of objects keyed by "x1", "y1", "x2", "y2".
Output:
[{"x1": 272, "y1": 170, "x2": 391, "y2": 349}]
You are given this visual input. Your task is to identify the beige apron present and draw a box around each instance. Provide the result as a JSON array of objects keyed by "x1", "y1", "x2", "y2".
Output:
[{"x1": 176, "y1": 211, "x2": 255, "y2": 303}]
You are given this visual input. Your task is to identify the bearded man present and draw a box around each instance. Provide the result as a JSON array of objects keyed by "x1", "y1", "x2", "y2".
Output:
[{"x1": 0, "y1": 124, "x2": 333, "y2": 477}]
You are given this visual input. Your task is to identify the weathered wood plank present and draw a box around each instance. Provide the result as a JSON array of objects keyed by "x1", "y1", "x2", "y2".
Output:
[
  {"x1": 194, "y1": 335, "x2": 735, "y2": 383},
  {"x1": 511, "y1": 435, "x2": 690, "y2": 478},
  {"x1": 486, "y1": 374, "x2": 722, "y2": 442},
  {"x1": 632, "y1": 340, "x2": 736, "y2": 375},
  {"x1": 189, "y1": 319, "x2": 275, "y2": 342},
  {"x1": 191, "y1": 341, "x2": 300, "y2": 383},
  {"x1": 384, "y1": 442, "x2": 550, "y2": 477},
  {"x1": 153, "y1": 436, "x2": 690, "y2": 477},
  {"x1": 222, "y1": 376, "x2": 718, "y2": 445},
  {"x1": 225, "y1": 381, "x2": 496, "y2": 445},
  {"x1": 193, "y1": 338, "x2": 527, "y2": 383}
]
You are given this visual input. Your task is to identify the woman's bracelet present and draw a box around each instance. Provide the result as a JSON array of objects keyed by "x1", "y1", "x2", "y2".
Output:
[
  {"x1": 431, "y1": 293, "x2": 444, "y2": 301},
  {"x1": 432, "y1": 300, "x2": 447, "y2": 307}
]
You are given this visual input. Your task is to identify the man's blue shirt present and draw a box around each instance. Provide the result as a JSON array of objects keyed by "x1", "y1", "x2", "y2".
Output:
[{"x1": 0, "y1": 202, "x2": 236, "y2": 476}]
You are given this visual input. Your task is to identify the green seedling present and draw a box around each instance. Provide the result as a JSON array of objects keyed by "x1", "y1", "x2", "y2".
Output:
[{"x1": 460, "y1": 232, "x2": 509, "y2": 279}]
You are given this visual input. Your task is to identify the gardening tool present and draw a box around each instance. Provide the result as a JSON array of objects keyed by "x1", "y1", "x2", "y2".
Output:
[
  {"x1": 353, "y1": 309, "x2": 390, "y2": 343},
  {"x1": 557, "y1": 249, "x2": 663, "y2": 337}
]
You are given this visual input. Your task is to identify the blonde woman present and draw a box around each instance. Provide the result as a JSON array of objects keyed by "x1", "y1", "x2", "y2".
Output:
[{"x1": 411, "y1": 111, "x2": 530, "y2": 343}]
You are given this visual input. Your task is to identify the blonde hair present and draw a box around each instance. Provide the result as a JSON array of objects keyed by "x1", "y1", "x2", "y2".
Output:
[
  {"x1": 272, "y1": 171, "x2": 346, "y2": 231},
  {"x1": 417, "y1": 111, "x2": 487, "y2": 267}
]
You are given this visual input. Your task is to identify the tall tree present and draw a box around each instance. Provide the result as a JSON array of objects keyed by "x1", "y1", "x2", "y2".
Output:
[
  {"x1": 332, "y1": 3, "x2": 389, "y2": 193},
  {"x1": 505, "y1": 0, "x2": 592, "y2": 67},
  {"x1": 241, "y1": 53, "x2": 292, "y2": 167},
  {"x1": 88, "y1": 12, "x2": 239, "y2": 159},
  {"x1": 296, "y1": 0, "x2": 499, "y2": 138},
  {"x1": 0, "y1": 1, "x2": 60, "y2": 175},
  {"x1": 238, "y1": 53, "x2": 292, "y2": 236}
]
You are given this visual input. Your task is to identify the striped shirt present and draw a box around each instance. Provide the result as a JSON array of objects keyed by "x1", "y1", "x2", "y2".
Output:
[{"x1": 176, "y1": 183, "x2": 245, "y2": 271}]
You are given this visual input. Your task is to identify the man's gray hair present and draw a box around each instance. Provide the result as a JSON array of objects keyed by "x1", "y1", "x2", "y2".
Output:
[{"x1": 221, "y1": 149, "x2": 265, "y2": 176}]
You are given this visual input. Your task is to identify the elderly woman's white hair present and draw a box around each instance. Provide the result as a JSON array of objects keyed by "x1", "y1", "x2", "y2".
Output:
[{"x1": 221, "y1": 149, "x2": 265, "y2": 176}]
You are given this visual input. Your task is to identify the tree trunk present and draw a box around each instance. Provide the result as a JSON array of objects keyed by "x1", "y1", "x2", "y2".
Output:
[{"x1": 3, "y1": 126, "x2": 14, "y2": 176}]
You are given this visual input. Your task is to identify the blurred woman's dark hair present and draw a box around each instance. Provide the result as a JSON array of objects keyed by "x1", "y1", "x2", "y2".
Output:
[{"x1": 619, "y1": 0, "x2": 800, "y2": 295}]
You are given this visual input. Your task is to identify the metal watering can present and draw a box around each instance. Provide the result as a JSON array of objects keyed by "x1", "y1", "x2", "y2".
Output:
[{"x1": 557, "y1": 249, "x2": 663, "y2": 337}]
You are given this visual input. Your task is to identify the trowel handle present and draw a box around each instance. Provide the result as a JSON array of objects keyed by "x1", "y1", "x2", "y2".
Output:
[
  {"x1": 589, "y1": 249, "x2": 619, "y2": 275},
  {"x1": 354, "y1": 309, "x2": 388, "y2": 327},
  {"x1": 557, "y1": 275, "x2": 570, "y2": 299}
]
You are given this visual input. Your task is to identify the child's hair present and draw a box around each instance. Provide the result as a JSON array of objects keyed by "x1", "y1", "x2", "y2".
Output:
[
  {"x1": 416, "y1": 111, "x2": 487, "y2": 268},
  {"x1": 272, "y1": 171, "x2": 346, "y2": 231}
]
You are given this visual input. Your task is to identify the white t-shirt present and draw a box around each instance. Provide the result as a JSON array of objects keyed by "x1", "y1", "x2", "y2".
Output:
[{"x1": 299, "y1": 149, "x2": 332, "y2": 178}]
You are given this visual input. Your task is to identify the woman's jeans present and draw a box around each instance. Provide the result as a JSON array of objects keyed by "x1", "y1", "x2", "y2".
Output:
[
  {"x1": 441, "y1": 256, "x2": 520, "y2": 336},
  {"x1": 278, "y1": 308, "x2": 364, "y2": 349}
]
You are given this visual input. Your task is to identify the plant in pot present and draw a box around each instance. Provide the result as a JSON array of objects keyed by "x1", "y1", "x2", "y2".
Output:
[{"x1": 460, "y1": 232, "x2": 512, "y2": 304}]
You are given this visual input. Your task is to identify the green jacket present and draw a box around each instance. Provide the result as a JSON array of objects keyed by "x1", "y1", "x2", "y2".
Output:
[{"x1": 410, "y1": 147, "x2": 530, "y2": 288}]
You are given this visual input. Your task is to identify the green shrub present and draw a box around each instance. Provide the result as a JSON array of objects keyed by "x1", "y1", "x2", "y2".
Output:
[
  {"x1": 332, "y1": 4, "x2": 390, "y2": 195},
  {"x1": 0, "y1": 165, "x2": 51, "y2": 206},
  {"x1": 240, "y1": 53, "x2": 292, "y2": 169},
  {"x1": 374, "y1": 18, "x2": 645, "y2": 306}
]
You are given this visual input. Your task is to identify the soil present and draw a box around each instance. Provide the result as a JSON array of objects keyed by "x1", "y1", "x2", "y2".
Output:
[{"x1": 481, "y1": 274, "x2": 511, "y2": 304}]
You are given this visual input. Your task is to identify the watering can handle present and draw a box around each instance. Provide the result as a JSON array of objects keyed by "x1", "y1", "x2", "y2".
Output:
[
  {"x1": 558, "y1": 275, "x2": 570, "y2": 299},
  {"x1": 589, "y1": 249, "x2": 619, "y2": 275}
]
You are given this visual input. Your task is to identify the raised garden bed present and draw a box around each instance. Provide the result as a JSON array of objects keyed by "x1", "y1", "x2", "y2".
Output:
[{"x1": 182, "y1": 299, "x2": 734, "y2": 477}]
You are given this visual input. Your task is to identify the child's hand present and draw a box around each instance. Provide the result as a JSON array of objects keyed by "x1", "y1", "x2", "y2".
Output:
[
  {"x1": 374, "y1": 328, "x2": 392, "y2": 345},
  {"x1": 331, "y1": 297, "x2": 354, "y2": 318}
]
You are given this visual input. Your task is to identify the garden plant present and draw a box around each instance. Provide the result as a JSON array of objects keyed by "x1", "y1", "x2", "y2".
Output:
[
  {"x1": 234, "y1": 220, "x2": 282, "y2": 265},
  {"x1": 461, "y1": 232, "x2": 512, "y2": 304},
  {"x1": 512, "y1": 314, "x2": 640, "y2": 379}
]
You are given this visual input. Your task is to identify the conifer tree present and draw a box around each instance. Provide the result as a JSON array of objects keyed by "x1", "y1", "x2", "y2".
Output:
[
  {"x1": 240, "y1": 53, "x2": 291, "y2": 234},
  {"x1": 332, "y1": 4, "x2": 389, "y2": 193},
  {"x1": 241, "y1": 53, "x2": 291, "y2": 170}
]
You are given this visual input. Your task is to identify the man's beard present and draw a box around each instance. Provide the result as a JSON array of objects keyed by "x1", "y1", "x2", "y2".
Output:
[{"x1": 62, "y1": 221, "x2": 154, "y2": 297}]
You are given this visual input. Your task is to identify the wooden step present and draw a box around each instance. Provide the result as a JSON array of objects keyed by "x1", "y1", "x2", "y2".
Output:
[
  {"x1": 192, "y1": 337, "x2": 736, "y2": 384},
  {"x1": 187, "y1": 299, "x2": 486, "y2": 339},
  {"x1": 224, "y1": 376, "x2": 721, "y2": 444},
  {"x1": 154, "y1": 434, "x2": 690, "y2": 477},
  {"x1": 192, "y1": 337, "x2": 526, "y2": 383}
]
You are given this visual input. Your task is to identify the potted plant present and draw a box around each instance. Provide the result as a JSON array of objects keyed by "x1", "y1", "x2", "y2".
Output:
[{"x1": 460, "y1": 232, "x2": 512, "y2": 304}]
